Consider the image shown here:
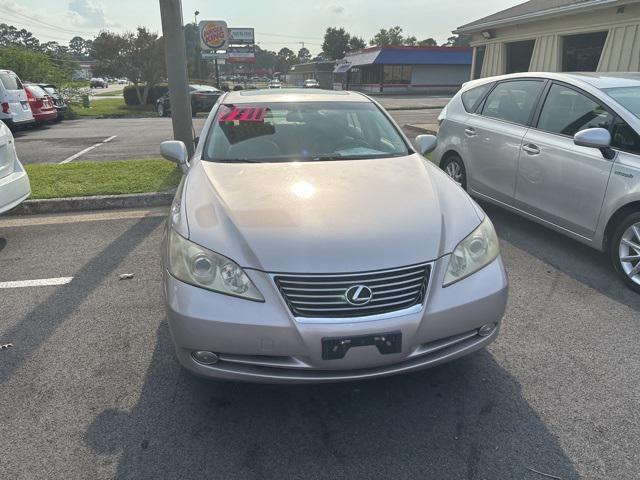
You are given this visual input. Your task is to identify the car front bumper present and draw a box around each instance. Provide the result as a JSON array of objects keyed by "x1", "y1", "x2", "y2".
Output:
[{"x1": 163, "y1": 255, "x2": 508, "y2": 384}]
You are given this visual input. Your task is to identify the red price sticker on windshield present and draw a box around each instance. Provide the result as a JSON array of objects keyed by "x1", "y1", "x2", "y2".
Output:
[{"x1": 218, "y1": 106, "x2": 269, "y2": 123}]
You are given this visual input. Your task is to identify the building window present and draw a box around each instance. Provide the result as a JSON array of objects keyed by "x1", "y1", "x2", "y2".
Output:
[
  {"x1": 383, "y1": 65, "x2": 412, "y2": 84},
  {"x1": 473, "y1": 46, "x2": 486, "y2": 79},
  {"x1": 562, "y1": 31, "x2": 608, "y2": 71},
  {"x1": 505, "y1": 40, "x2": 535, "y2": 74}
]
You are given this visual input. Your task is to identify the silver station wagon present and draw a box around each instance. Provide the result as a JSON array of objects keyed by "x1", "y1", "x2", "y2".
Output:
[
  {"x1": 434, "y1": 72, "x2": 640, "y2": 293},
  {"x1": 160, "y1": 89, "x2": 508, "y2": 383}
]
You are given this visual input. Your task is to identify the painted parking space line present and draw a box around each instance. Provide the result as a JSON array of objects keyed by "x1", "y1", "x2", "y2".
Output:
[
  {"x1": 0, "y1": 277, "x2": 73, "y2": 289},
  {"x1": 58, "y1": 135, "x2": 117, "y2": 164}
]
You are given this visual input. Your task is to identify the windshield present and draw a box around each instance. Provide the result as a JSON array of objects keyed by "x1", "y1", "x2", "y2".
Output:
[
  {"x1": 43, "y1": 86, "x2": 57, "y2": 95},
  {"x1": 27, "y1": 85, "x2": 47, "y2": 97},
  {"x1": 204, "y1": 101, "x2": 410, "y2": 162},
  {"x1": 603, "y1": 86, "x2": 640, "y2": 118}
]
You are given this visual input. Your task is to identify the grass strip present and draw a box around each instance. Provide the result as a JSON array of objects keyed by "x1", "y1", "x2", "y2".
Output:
[{"x1": 25, "y1": 158, "x2": 181, "y2": 199}]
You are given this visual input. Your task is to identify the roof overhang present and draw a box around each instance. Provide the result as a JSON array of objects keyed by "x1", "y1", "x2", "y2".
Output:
[{"x1": 455, "y1": 0, "x2": 620, "y2": 34}]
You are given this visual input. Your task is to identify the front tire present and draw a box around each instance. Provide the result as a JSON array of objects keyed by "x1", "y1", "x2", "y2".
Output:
[
  {"x1": 610, "y1": 211, "x2": 640, "y2": 293},
  {"x1": 441, "y1": 154, "x2": 467, "y2": 190}
]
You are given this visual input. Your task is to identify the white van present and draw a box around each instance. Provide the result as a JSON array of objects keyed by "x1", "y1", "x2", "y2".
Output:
[
  {"x1": 0, "y1": 120, "x2": 30, "y2": 214},
  {"x1": 0, "y1": 69, "x2": 35, "y2": 129}
]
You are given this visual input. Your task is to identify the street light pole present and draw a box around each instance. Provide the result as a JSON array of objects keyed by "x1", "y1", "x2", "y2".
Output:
[
  {"x1": 159, "y1": 0, "x2": 194, "y2": 157},
  {"x1": 194, "y1": 10, "x2": 200, "y2": 79}
]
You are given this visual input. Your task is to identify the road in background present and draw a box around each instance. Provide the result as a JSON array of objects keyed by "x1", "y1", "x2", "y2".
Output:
[{"x1": 1, "y1": 203, "x2": 638, "y2": 479}]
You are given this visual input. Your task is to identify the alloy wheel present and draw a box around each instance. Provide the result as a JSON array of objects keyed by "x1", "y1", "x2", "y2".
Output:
[
  {"x1": 619, "y1": 222, "x2": 640, "y2": 285},
  {"x1": 445, "y1": 160, "x2": 464, "y2": 186}
]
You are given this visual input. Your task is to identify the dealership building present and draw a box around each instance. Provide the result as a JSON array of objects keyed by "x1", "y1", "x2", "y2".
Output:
[
  {"x1": 333, "y1": 46, "x2": 472, "y2": 94},
  {"x1": 457, "y1": 0, "x2": 640, "y2": 79}
]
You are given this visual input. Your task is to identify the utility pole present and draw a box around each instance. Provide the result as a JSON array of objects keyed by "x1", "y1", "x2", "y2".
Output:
[
  {"x1": 194, "y1": 10, "x2": 200, "y2": 79},
  {"x1": 159, "y1": 0, "x2": 194, "y2": 157}
]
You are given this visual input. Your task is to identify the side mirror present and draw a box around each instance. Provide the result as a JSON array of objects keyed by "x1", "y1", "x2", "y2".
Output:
[
  {"x1": 574, "y1": 127, "x2": 611, "y2": 149},
  {"x1": 160, "y1": 140, "x2": 189, "y2": 173},
  {"x1": 415, "y1": 134, "x2": 438, "y2": 156},
  {"x1": 574, "y1": 128, "x2": 614, "y2": 160}
]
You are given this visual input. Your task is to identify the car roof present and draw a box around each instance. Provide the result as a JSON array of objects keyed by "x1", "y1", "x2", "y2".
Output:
[
  {"x1": 465, "y1": 71, "x2": 640, "y2": 91},
  {"x1": 223, "y1": 88, "x2": 368, "y2": 104}
]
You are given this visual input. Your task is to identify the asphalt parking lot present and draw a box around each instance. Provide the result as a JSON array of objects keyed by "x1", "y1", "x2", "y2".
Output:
[{"x1": 1, "y1": 201, "x2": 639, "y2": 479}]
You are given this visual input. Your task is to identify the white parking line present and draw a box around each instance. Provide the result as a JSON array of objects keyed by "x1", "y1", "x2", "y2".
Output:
[
  {"x1": 59, "y1": 135, "x2": 117, "y2": 164},
  {"x1": 0, "y1": 277, "x2": 73, "y2": 289}
]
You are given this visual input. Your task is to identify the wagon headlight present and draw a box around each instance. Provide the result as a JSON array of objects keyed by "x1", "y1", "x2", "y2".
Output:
[
  {"x1": 443, "y1": 216, "x2": 499, "y2": 286},
  {"x1": 168, "y1": 228, "x2": 264, "y2": 301}
]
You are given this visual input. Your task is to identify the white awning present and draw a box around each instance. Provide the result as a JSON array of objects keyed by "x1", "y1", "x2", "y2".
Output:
[{"x1": 333, "y1": 63, "x2": 352, "y2": 73}]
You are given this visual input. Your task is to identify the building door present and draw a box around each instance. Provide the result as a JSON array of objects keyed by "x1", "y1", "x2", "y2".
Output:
[
  {"x1": 562, "y1": 31, "x2": 608, "y2": 71},
  {"x1": 473, "y1": 46, "x2": 486, "y2": 79},
  {"x1": 506, "y1": 40, "x2": 535, "y2": 73}
]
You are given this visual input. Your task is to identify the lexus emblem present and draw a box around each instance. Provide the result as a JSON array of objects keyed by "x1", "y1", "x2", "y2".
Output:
[{"x1": 345, "y1": 285, "x2": 373, "y2": 306}]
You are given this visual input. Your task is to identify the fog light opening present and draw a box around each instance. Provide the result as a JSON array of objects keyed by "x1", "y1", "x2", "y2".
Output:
[
  {"x1": 478, "y1": 323, "x2": 496, "y2": 337},
  {"x1": 192, "y1": 350, "x2": 219, "y2": 365}
]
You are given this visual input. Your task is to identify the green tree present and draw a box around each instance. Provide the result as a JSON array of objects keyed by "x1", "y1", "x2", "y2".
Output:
[
  {"x1": 347, "y1": 36, "x2": 366, "y2": 51},
  {"x1": 0, "y1": 24, "x2": 40, "y2": 50},
  {"x1": 276, "y1": 47, "x2": 297, "y2": 72},
  {"x1": 0, "y1": 45, "x2": 70, "y2": 84},
  {"x1": 93, "y1": 28, "x2": 165, "y2": 103},
  {"x1": 297, "y1": 47, "x2": 311, "y2": 63},
  {"x1": 68, "y1": 36, "x2": 87, "y2": 58},
  {"x1": 443, "y1": 34, "x2": 471, "y2": 47},
  {"x1": 370, "y1": 26, "x2": 406, "y2": 46},
  {"x1": 322, "y1": 27, "x2": 351, "y2": 60},
  {"x1": 418, "y1": 38, "x2": 438, "y2": 47}
]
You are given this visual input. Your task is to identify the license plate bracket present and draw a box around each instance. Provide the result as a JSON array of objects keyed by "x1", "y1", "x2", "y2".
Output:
[{"x1": 322, "y1": 332, "x2": 402, "y2": 360}]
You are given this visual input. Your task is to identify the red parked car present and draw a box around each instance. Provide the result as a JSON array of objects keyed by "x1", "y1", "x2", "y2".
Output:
[{"x1": 23, "y1": 84, "x2": 57, "y2": 124}]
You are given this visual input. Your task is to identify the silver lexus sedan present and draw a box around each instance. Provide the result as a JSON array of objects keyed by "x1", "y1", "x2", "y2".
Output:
[
  {"x1": 434, "y1": 72, "x2": 640, "y2": 293},
  {"x1": 160, "y1": 89, "x2": 508, "y2": 383}
]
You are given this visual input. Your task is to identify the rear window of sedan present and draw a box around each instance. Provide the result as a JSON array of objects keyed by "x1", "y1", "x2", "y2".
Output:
[
  {"x1": 203, "y1": 101, "x2": 410, "y2": 162},
  {"x1": 0, "y1": 72, "x2": 22, "y2": 90}
]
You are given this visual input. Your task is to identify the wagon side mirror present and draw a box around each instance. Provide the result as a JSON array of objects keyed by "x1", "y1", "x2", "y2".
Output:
[{"x1": 574, "y1": 128, "x2": 615, "y2": 160}]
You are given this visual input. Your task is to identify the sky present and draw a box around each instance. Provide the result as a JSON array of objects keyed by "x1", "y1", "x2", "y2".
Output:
[{"x1": 1, "y1": 0, "x2": 521, "y2": 53}]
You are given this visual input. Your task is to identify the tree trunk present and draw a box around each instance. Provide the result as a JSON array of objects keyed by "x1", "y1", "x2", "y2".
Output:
[
  {"x1": 134, "y1": 83, "x2": 144, "y2": 105},
  {"x1": 141, "y1": 85, "x2": 150, "y2": 105}
]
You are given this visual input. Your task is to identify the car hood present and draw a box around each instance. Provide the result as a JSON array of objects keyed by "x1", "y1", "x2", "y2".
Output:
[{"x1": 184, "y1": 154, "x2": 482, "y2": 273}]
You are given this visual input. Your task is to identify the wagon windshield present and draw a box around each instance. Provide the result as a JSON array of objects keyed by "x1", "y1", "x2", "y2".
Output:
[{"x1": 203, "y1": 101, "x2": 410, "y2": 162}]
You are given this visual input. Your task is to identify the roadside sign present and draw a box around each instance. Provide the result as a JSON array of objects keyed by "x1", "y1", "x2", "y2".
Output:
[
  {"x1": 199, "y1": 20, "x2": 228, "y2": 51},
  {"x1": 202, "y1": 52, "x2": 229, "y2": 60},
  {"x1": 229, "y1": 28, "x2": 255, "y2": 45},
  {"x1": 228, "y1": 46, "x2": 256, "y2": 64}
]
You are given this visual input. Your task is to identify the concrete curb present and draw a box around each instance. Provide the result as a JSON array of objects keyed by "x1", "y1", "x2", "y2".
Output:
[
  {"x1": 405, "y1": 124, "x2": 438, "y2": 135},
  {"x1": 8, "y1": 191, "x2": 175, "y2": 216}
]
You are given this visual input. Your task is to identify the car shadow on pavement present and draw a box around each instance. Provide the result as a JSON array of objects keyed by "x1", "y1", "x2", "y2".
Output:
[
  {"x1": 0, "y1": 216, "x2": 163, "y2": 385},
  {"x1": 0, "y1": 237, "x2": 6, "y2": 253},
  {"x1": 85, "y1": 320, "x2": 580, "y2": 480},
  {"x1": 483, "y1": 202, "x2": 640, "y2": 312}
]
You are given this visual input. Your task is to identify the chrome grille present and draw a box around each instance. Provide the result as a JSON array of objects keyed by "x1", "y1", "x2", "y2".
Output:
[{"x1": 274, "y1": 263, "x2": 430, "y2": 319}]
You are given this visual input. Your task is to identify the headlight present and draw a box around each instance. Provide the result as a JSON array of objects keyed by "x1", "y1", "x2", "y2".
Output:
[
  {"x1": 167, "y1": 228, "x2": 264, "y2": 301},
  {"x1": 443, "y1": 216, "x2": 499, "y2": 286}
]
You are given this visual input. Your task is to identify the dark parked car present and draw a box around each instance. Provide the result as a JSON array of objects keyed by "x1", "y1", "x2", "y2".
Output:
[
  {"x1": 90, "y1": 77, "x2": 108, "y2": 88},
  {"x1": 156, "y1": 84, "x2": 223, "y2": 117},
  {"x1": 23, "y1": 84, "x2": 57, "y2": 124},
  {"x1": 38, "y1": 84, "x2": 67, "y2": 121}
]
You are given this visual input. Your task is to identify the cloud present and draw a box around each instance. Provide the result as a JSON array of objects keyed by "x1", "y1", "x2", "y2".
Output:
[
  {"x1": 66, "y1": 0, "x2": 113, "y2": 28},
  {"x1": 329, "y1": 5, "x2": 346, "y2": 14}
]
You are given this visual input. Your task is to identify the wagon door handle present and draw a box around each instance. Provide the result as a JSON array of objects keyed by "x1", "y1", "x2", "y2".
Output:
[
  {"x1": 522, "y1": 144, "x2": 540, "y2": 155},
  {"x1": 464, "y1": 127, "x2": 477, "y2": 137}
]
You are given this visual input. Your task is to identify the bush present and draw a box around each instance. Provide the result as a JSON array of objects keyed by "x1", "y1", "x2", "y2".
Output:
[
  {"x1": 232, "y1": 84, "x2": 244, "y2": 91},
  {"x1": 220, "y1": 83, "x2": 230, "y2": 92},
  {"x1": 123, "y1": 84, "x2": 168, "y2": 105}
]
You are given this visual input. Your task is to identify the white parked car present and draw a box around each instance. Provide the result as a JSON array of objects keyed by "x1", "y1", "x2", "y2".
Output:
[
  {"x1": 0, "y1": 121, "x2": 30, "y2": 214},
  {"x1": 0, "y1": 69, "x2": 35, "y2": 129}
]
